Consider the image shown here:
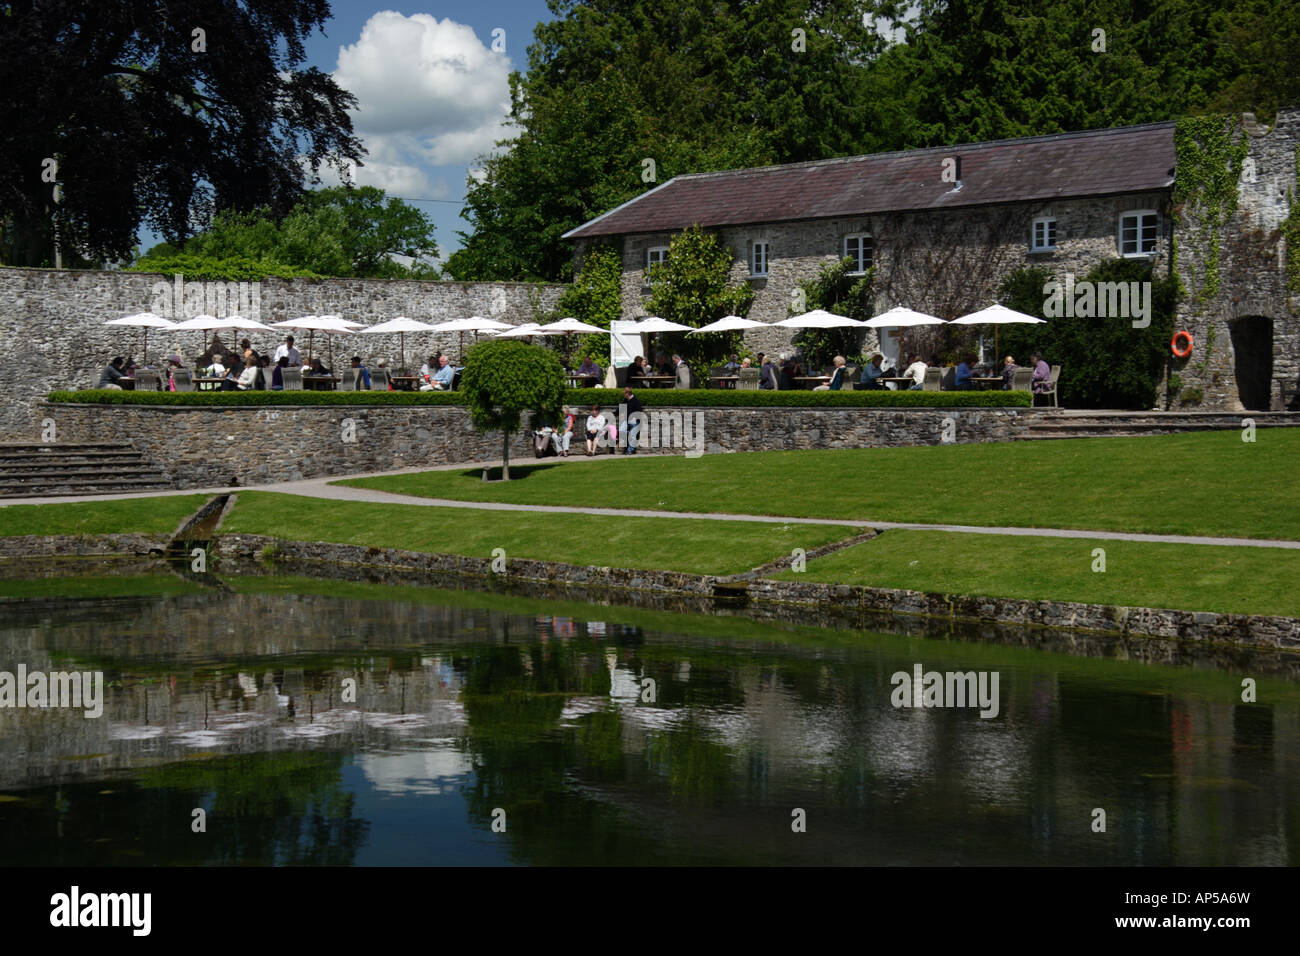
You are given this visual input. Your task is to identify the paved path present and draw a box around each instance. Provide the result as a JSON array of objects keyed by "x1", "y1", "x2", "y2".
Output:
[{"x1": 2, "y1": 463, "x2": 1297, "y2": 550}]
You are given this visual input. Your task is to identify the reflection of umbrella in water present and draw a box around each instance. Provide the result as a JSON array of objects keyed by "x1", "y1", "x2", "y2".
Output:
[
  {"x1": 104, "y1": 312, "x2": 175, "y2": 365},
  {"x1": 430, "y1": 315, "x2": 512, "y2": 364},
  {"x1": 535, "y1": 317, "x2": 606, "y2": 367},
  {"x1": 950, "y1": 303, "x2": 1045, "y2": 362},
  {"x1": 360, "y1": 316, "x2": 437, "y2": 372}
]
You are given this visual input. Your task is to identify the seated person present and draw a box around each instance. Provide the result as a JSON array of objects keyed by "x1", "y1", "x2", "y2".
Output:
[
  {"x1": 815, "y1": 355, "x2": 848, "y2": 391},
  {"x1": 204, "y1": 353, "x2": 225, "y2": 378},
  {"x1": 575, "y1": 356, "x2": 601, "y2": 384},
  {"x1": 1030, "y1": 352, "x2": 1052, "y2": 400},
  {"x1": 1001, "y1": 355, "x2": 1017, "y2": 390},
  {"x1": 419, "y1": 354, "x2": 440, "y2": 380},
  {"x1": 723, "y1": 354, "x2": 741, "y2": 372},
  {"x1": 309, "y1": 357, "x2": 331, "y2": 376},
  {"x1": 431, "y1": 354, "x2": 455, "y2": 389},
  {"x1": 954, "y1": 353, "x2": 974, "y2": 390},
  {"x1": 97, "y1": 356, "x2": 127, "y2": 389},
  {"x1": 584, "y1": 404, "x2": 607, "y2": 456},
  {"x1": 902, "y1": 354, "x2": 927, "y2": 390},
  {"x1": 629, "y1": 355, "x2": 653, "y2": 379},
  {"x1": 552, "y1": 407, "x2": 577, "y2": 457},
  {"x1": 236, "y1": 354, "x2": 260, "y2": 390},
  {"x1": 860, "y1": 354, "x2": 886, "y2": 388},
  {"x1": 271, "y1": 355, "x2": 288, "y2": 390}
]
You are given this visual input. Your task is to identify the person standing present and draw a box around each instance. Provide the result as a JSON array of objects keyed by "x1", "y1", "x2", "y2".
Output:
[
  {"x1": 273, "y1": 335, "x2": 301, "y2": 367},
  {"x1": 621, "y1": 387, "x2": 644, "y2": 455}
]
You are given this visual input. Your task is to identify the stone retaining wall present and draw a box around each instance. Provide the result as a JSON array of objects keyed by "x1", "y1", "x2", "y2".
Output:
[
  {"x1": 209, "y1": 535, "x2": 1300, "y2": 649},
  {"x1": 38, "y1": 401, "x2": 1032, "y2": 488}
]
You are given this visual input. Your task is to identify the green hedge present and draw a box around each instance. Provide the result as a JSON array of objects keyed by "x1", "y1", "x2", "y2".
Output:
[{"x1": 48, "y1": 387, "x2": 1032, "y2": 408}]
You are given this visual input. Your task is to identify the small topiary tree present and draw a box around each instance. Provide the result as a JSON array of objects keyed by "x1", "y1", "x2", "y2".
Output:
[{"x1": 460, "y1": 339, "x2": 564, "y2": 479}]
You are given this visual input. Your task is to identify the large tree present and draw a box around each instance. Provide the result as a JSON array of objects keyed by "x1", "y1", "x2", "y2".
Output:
[{"x1": 0, "y1": 0, "x2": 364, "y2": 267}]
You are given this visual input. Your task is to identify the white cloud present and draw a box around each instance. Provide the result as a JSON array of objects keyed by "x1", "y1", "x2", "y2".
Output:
[{"x1": 334, "y1": 12, "x2": 511, "y2": 173}]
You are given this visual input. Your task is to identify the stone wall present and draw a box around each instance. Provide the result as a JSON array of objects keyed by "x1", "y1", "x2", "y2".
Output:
[
  {"x1": 1172, "y1": 111, "x2": 1300, "y2": 411},
  {"x1": 0, "y1": 267, "x2": 566, "y2": 438},
  {"x1": 39, "y1": 401, "x2": 1032, "y2": 488}
]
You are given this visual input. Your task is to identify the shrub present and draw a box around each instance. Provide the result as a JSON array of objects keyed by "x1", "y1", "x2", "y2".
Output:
[{"x1": 459, "y1": 340, "x2": 565, "y2": 479}]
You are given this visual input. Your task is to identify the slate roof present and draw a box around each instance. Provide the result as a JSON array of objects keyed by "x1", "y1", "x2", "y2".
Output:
[{"x1": 563, "y1": 122, "x2": 1176, "y2": 239}]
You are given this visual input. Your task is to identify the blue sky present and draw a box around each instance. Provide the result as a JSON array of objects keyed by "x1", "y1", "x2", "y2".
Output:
[{"x1": 144, "y1": 1, "x2": 556, "y2": 260}]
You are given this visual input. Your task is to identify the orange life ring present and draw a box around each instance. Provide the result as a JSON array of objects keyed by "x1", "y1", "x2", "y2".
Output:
[{"x1": 1171, "y1": 330, "x2": 1193, "y2": 358}]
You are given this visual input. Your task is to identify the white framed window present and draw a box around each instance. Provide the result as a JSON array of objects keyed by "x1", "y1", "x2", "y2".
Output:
[
  {"x1": 845, "y1": 234, "x2": 873, "y2": 273},
  {"x1": 1030, "y1": 217, "x2": 1056, "y2": 252},
  {"x1": 1118, "y1": 210, "x2": 1158, "y2": 256},
  {"x1": 751, "y1": 241, "x2": 769, "y2": 277},
  {"x1": 646, "y1": 246, "x2": 669, "y2": 270}
]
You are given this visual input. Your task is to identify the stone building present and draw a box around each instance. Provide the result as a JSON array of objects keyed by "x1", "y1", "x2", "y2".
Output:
[{"x1": 565, "y1": 112, "x2": 1300, "y2": 411}]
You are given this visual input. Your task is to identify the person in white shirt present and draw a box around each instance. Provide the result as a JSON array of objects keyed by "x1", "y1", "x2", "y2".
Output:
[
  {"x1": 903, "y1": 354, "x2": 927, "y2": 390},
  {"x1": 584, "y1": 404, "x2": 607, "y2": 456},
  {"x1": 273, "y1": 335, "x2": 302, "y2": 367},
  {"x1": 205, "y1": 353, "x2": 225, "y2": 378},
  {"x1": 236, "y1": 362, "x2": 259, "y2": 390}
]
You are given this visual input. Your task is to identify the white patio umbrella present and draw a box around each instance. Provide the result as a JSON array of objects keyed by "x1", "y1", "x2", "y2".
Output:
[
  {"x1": 536, "y1": 317, "x2": 607, "y2": 367},
  {"x1": 864, "y1": 306, "x2": 947, "y2": 327},
  {"x1": 688, "y1": 315, "x2": 766, "y2": 334},
  {"x1": 775, "y1": 308, "x2": 866, "y2": 328},
  {"x1": 172, "y1": 314, "x2": 235, "y2": 359},
  {"x1": 360, "y1": 316, "x2": 437, "y2": 371},
  {"x1": 631, "y1": 316, "x2": 694, "y2": 332},
  {"x1": 104, "y1": 312, "x2": 175, "y2": 364},
  {"x1": 493, "y1": 323, "x2": 545, "y2": 338},
  {"x1": 951, "y1": 303, "x2": 1046, "y2": 359},
  {"x1": 432, "y1": 315, "x2": 513, "y2": 363}
]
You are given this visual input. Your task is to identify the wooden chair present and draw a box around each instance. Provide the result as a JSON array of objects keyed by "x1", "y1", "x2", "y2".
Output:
[
  {"x1": 370, "y1": 368, "x2": 391, "y2": 391},
  {"x1": 341, "y1": 368, "x2": 359, "y2": 391},
  {"x1": 1011, "y1": 367, "x2": 1033, "y2": 391},
  {"x1": 1039, "y1": 365, "x2": 1061, "y2": 407},
  {"x1": 922, "y1": 368, "x2": 942, "y2": 391},
  {"x1": 737, "y1": 367, "x2": 761, "y2": 390},
  {"x1": 134, "y1": 370, "x2": 160, "y2": 391},
  {"x1": 171, "y1": 368, "x2": 194, "y2": 392},
  {"x1": 282, "y1": 368, "x2": 304, "y2": 391}
]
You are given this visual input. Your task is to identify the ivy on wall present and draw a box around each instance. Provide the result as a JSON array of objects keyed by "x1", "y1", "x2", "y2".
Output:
[
  {"x1": 1172, "y1": 115, "x2": 1249, "y2": 309},
  {"x1": 1280, "y1": 146, "x2": 1300, "y2": 296}
]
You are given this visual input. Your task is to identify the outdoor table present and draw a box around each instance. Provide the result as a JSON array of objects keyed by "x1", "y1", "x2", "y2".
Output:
[
  {"x1": 793, "y1": 376, "x2": 831, "y2": 390},
  {"x1": 193, "y1": 376, "x2": 224, "y2": 391},
  {"x1": 389, "y1": 375, "x2": 419, "y2": 391},
  {"x1": 709, "y1": 375, "x2": 739, "y2": 389},
  {"x1": 630, "y1": 375, "x2": 675, "y2": 388},
  {"x1": 971, "y1": 376, "x2": 1004, "y2": 391},
  {"x1": 118, "y1": 378, "x2": 136, "y2": 390},
  {"x1": 567, "y1": 374, "x2": 600, "y2": 388},
  {"x1": 303, "y1": 374, "x2": 338, "y2": 391},
  {"x1": 879, "y1": 376, "x2": 915, "y2": 391}
]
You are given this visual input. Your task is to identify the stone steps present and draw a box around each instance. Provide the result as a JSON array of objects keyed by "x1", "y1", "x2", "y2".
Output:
[
  {"x1": 1018, "y1": 412, "x2": 1300, "y2": 440},
  {"x1": 0, "y1": 442, "x2": 171, "y2": 497}
]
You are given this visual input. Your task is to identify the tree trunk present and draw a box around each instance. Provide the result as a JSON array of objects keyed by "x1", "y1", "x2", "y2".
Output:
[{"x1": 501, "y1": 429, "x2": 510, "y2": 481}]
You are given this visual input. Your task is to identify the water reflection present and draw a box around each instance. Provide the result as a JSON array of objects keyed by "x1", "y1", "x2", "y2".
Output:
[{"x1": 0, "y1": 584, "x2": 1295, "y2": 866}]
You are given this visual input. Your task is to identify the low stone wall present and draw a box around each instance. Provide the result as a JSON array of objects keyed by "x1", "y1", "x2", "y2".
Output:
[
  {"x1": 210, "y1": 535, "x2": 1300, "y2": 649},
  {"x1": 37, "y1": 401, "x2": 1032, "y2": 488}
]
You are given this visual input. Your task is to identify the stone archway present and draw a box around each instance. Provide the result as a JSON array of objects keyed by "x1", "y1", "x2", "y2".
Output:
[{"x1": 1227, "y1": 316, "x2": 1273, "y2": 410}]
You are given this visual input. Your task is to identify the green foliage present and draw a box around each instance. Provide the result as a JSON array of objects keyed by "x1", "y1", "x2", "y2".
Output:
[
  {"x1": 1281, "y1": 146, "x2": 1300, "y2": 295},
  {"x1": 643, "y1": 226, "x2": 754, "y2": 368},
  {"x1": 998, "y1": 260, "x2": 1178, "y2": 409},
  {"x1": 0, "y1": 0, "x2": 363, "y2": 267},
  {"x1": 552, "y1": 245, "x2": 623, "y2": 365},
  {"x1": 792, "y1": 258, "x2": 876, "y2": 368},
  {"x1": 132, "y1": 187, "x2": 438, "y2": 280},
  {"x1": 129, "y1": 252, "x2": 322, "y2": 282},
  {"x1": 459, "y1": 340, "x2": 566, "y2": 437},
  {"x1": 1173, "y1": 115, "x2": 1249, "y2": 305}
]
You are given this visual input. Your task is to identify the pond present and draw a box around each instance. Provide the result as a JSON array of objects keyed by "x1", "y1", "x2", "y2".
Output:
[{"x1": 0, "y1": 574, "x2": 1295, "y2": 866}]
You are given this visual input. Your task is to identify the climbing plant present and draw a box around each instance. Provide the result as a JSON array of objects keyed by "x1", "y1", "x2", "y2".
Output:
[
  {"x1": 1280, "y1": 146, "x2": 1300, "y2": 296},
  {"x1": 1172, "y1": 115, "x2": 1250, "y2": 308}
]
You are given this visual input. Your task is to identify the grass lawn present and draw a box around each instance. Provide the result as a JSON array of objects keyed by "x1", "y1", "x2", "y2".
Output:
[
  {"x1": 337, "y1": 430, "x2": 1299, "y2": 540},
  {"x1": 221, "y1": 491, "x2": 855, "y2": 577},
  {"x1": 0, "y1": 495, "x2": 209, "y2": 537},
  {"x1": 778, "y1": 529, "x2": 1300, "y2": 618}
]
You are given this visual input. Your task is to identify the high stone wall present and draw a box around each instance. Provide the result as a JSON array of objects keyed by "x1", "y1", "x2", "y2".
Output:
[{"x1": 0, "y1": 267, "x2": 566, "y2": 438}]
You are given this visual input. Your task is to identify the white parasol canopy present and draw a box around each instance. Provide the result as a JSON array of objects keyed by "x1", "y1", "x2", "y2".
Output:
[
  {"x1": 494, "y1": 323, "x2": 546, "y2": 338},
  {"x1": 105, "y1": 312, "x2": 176, "y2": 364},
  {"x1": 688, "y1": 315, "x2": 766, "y2": 334},
  {"x1": 775, "y1": 308, "x2": 865, "y2": 329},
  {"x1": 864, "y1": 306, "x2": 947, "y2": 328},
  {"x1": 360, "y1": 316, "x2": 437, "y2": 372},
  {"x1": 631, "y1": 316, "x2": 694, "y2": 333},
  {"x1": 950, "y1": 303, "x2": 1046, "y2": 325}
]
